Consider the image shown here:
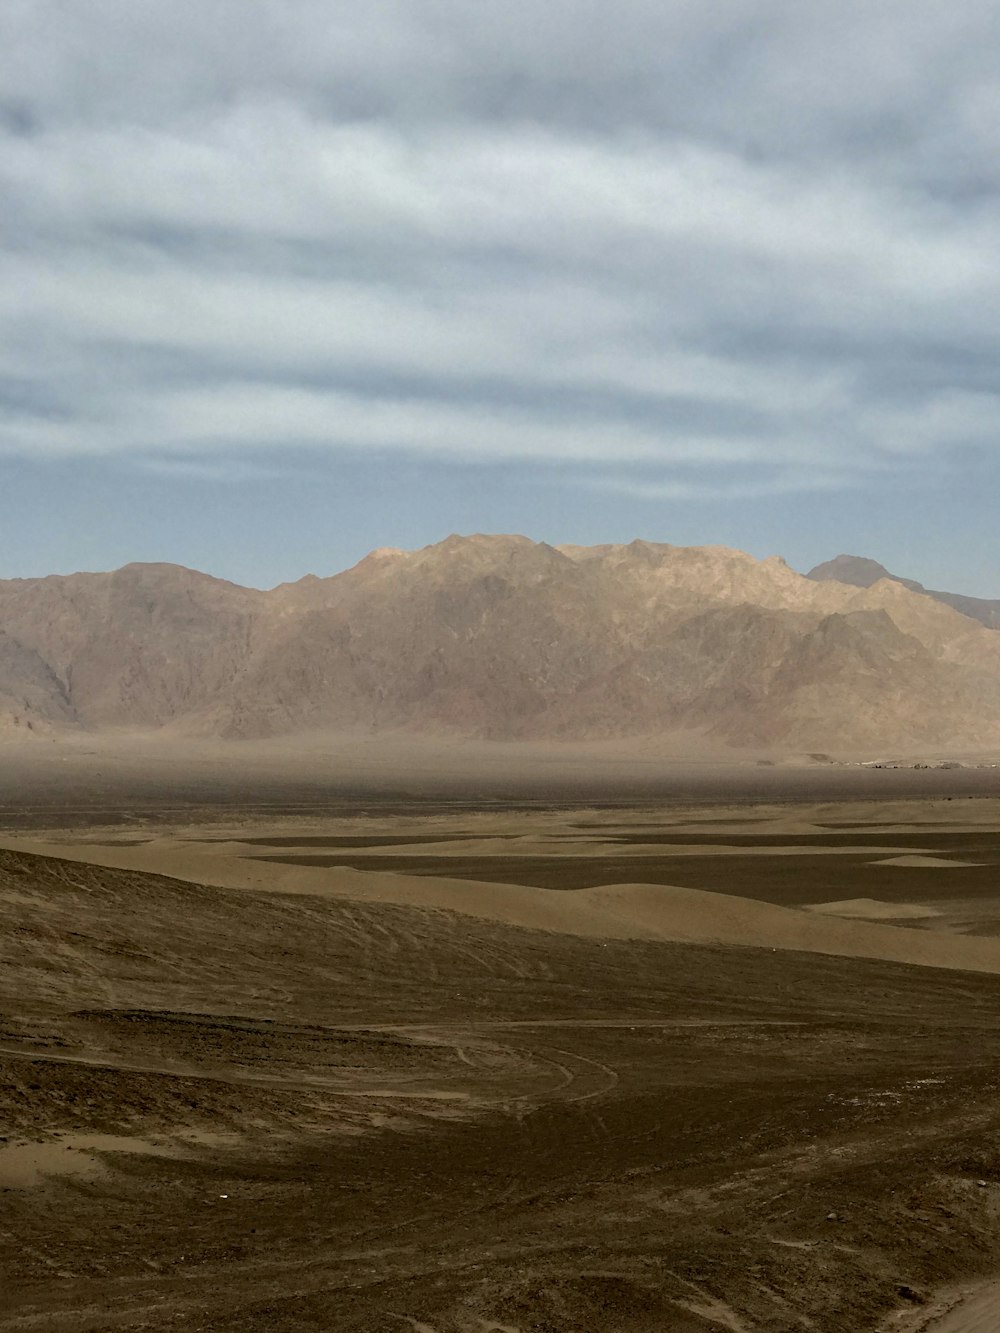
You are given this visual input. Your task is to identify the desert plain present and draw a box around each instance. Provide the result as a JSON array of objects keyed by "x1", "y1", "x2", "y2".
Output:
[{"x1": 4, "y1": 751, "x2": 1000, "y2": 1332}]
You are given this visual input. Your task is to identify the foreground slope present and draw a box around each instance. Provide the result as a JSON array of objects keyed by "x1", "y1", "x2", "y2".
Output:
[
  {"x1": 2, "y1": 536, "x2": 1000, "y2": 748},
  {"x1": 7, "y1": 837, "x2": 1000, "y2": 1331},
  {"x1": 14, "y1": 815, "x2": 1000, "y2": 976}
]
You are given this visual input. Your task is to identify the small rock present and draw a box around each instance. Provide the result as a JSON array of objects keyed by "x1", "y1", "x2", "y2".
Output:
[
  {"x1": 977, "y1": 1179, "x2": 988, "y2": 1188},
  {"x1": 826, "y1": 1211, "x2": 839, "y2": 1221}
]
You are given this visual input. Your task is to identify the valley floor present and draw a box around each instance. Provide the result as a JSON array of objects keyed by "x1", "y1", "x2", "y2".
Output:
[{"x1": 4, "y1": 791, "x2": 1000, "y2": 1330}]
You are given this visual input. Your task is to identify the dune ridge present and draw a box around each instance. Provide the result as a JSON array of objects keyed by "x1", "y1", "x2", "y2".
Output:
[{"x1": 9, "y1": 833, "x2": 1000, "y2": 976}]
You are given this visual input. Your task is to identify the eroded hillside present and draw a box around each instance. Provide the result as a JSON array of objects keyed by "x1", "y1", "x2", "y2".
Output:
[{"x1": 2, "y1": 536, "x2": 999, "y2": 749}]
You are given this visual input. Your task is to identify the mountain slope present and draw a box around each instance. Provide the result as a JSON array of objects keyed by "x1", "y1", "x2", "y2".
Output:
[
  {"x1": 1, "y1": 537, "x2": 999, "y2": 750},
  {"x1": 0, "y1": 563, "x2": 259, "y2": 731},
  {"x1": 808, "y1": 554, "x2": 1000, "y2": 630}
]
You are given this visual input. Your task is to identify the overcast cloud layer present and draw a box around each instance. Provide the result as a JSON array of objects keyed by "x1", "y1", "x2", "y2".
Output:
[{"x1": 2, "y1": 1, "x2": 1000, "y2": 550}]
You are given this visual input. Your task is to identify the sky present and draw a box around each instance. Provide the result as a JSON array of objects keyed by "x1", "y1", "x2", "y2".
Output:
[{"x1": 2, "y1": 2, "x2": 1000, "y2": 594}]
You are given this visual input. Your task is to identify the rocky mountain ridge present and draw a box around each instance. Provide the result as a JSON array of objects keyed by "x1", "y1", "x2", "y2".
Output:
[
  {"x1": 1, "y1": 536, "x2": 998, "y2": 751},
  {"x1": 808, "y1": 554, "x2": 1000, "y2": 630}
]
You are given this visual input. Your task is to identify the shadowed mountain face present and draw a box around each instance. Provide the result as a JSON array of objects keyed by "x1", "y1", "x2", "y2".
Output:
[
  {"x1": 2, "y1": 537, "x2": 1000, "y2": 749},
  {"x1": 808, "y1": 554, "x2": 1000, "y2": 631}
]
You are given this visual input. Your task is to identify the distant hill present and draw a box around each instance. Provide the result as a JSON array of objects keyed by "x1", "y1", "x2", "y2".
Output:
[
  {"x1": 807, "y1": 554, "x2": 1000, "y2": 630},
  {"x1": 2, "y1": 536, "x2": 1000, "y2": 751}
]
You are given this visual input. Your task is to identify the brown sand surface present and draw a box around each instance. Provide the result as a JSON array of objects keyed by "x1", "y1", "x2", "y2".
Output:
[
  {"x1": 881, "y1": 1281, "x2": 1000, "y2": 1332},
  {"x1": 6, "y1": 795, "x2": 1000, "y2": 1330},
  {"x1": 806, "y1": 898, "x2": 943, "y2": 921},
  {"x1": 6, "y1": 794, "x2": 1000, "y2": 964},
  {"x1": 918, "y1": 1285, "x2": 1000, "y2": 1332},
  {"x1": 876, "y1": 855, "x2": 983, "y2": 868}
]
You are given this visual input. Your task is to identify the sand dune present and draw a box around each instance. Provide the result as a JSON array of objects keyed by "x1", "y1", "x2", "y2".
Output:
[
  {"x1": 8, "y1": 834, "x2": 1000, "y2": 976},
  {"x1": 806, "y1": 898, "x2": 941, "y2": 920},
  {"x1": 876, "y1": 854, "x2": 981, "y2": 868}
]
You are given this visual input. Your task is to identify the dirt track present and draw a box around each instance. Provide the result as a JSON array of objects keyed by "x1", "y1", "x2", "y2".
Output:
[{"x1": 5, "y1": 800, "x2": 1000, "y2": 1330}]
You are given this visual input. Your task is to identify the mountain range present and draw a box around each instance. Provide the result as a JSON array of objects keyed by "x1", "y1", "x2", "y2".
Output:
[
  {"x1": 1, "y1": 536, "x2": 999, "y2": 752},
  {"x1": 806, "y1": 554, "x2": 1000, "y2": 630}
]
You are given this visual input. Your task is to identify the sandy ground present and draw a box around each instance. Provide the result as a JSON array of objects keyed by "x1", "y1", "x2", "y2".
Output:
[
  {"x1": 919, "y1": 1285, "x2": 1000, "y2": 1332},
  {"x1": 5, "y1": 792, "x2": 1000, "y2": 1330},
  {"x1": 881, "y1": 1280, "x2": 1000, "y2": 1332},
  {"x1": 6, "y1": 795, "x2": 1000, "y2": 972}
]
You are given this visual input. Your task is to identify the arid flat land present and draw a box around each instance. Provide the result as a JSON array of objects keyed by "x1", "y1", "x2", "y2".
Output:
[{"x1": 4, "y1": 779, "x2": 1000, "y2": 1331}]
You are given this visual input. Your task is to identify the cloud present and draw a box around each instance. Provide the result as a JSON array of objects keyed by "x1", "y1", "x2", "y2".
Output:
[
  {"x1": 587, "y1": 467, "x2": 872, "y2": 502},
  {"x1": 2, "y1": 1, "x2": 1000, "y2": 502}
]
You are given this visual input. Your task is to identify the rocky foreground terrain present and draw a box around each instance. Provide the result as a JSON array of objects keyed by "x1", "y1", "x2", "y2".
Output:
[
  {"x1": 6, "y1": 799, "x2": 1000, "y2": 1332},
  {"x1": 1, "y1": 536, "x2": 999, "y2": 751}
]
